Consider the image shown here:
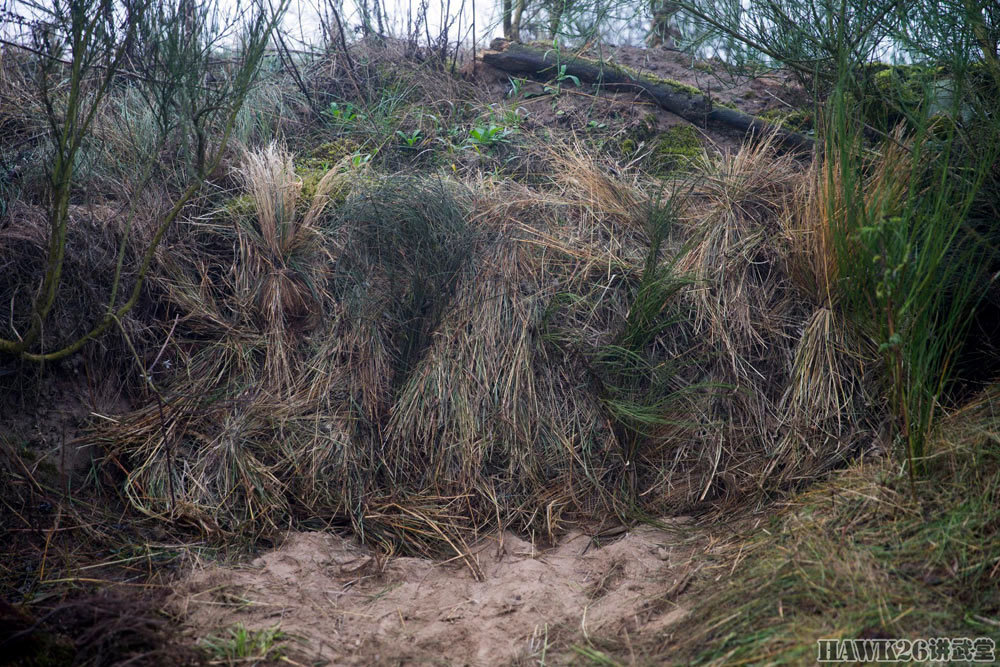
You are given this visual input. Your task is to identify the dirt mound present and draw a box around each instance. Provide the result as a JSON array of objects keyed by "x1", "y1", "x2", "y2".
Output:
[
  {"x1": 471, "y1": 42, "x2": 811, "y2": 155},
  {"x1": 174, "y1": 518, "x2": 700, "y2": 665}
]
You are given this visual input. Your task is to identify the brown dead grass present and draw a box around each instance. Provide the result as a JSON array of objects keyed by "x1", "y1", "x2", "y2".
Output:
[{"x1": 70, "y1": 133, "x2": 880, "y2": 560}]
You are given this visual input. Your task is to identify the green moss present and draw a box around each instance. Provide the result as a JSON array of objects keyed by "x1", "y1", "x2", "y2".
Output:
[
  {"x1": 217, "y1": 140, "x2": 362, "y2": 222},
  {"x1": 619, "y1": 116, "x2": 705, "y2": 169},
  {"x1": 298, "y1": 169, "x2": 326, "y2": 204},
  {"x1": 219, "y1": 194, "x2": 256, "y2": 220},
  {"x1": 927, "y1": 112, "x2": 959, "y2": 142},
  {"x1": 662, "y1": 78, "x2": 702, "y2": 97},
  {"x1": 618, "y1": 113, "x2": 659, "y2": 158},
  {"x1": 646, "y1": 124, "x2": 702, "y2": 175},
  {"x1": 601, "y1": 61, "x2": 704, "y2": 97},
  {"x1": 872, "y1": 64, "x2": 941, "y2": 106},
  {"x1": 856, "y1": 64, "x2": 945, "y2": 133},
  {"x1": 645, "y1": 73, "x2": 702, "y2": 96},
  {"x1": 760, "y1": 108, "x2": 815, "y2": 133},
  {"x1": 296, "y1": 139, "x2": 361, "y2": 172},
  {"x1": 295, "y1": 139, "x2": 364, "y2": 203}
]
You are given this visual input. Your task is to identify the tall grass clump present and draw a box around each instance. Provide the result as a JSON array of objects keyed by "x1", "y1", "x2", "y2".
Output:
[
  {"x1": 97, "y1": 143, "x2": 363, "y2": 528},
  {"x1": 589, "y1": 200, "x2": 698, "y2": 494},
  {"x1": 673, "y1": 132, "x2": 876, "y2": 500},
  {"x1": 95, "y1": 162, "x2": 492, "y2": 545},
  {"x1": 689, "y1": 0, "x2": 1000, "y2": 485},
  {"x1": 821, "y1": 78, "x2": 997, "y2": 483},
  {"x1": 538, "y1": 193, "x2": 705, "y2": 506}
]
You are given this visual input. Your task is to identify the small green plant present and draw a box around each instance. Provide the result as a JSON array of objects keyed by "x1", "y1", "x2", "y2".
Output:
[
  {"x1": 198, "y1": 623, "x2": 286, "y2": 664},
  {"x1": 350, "y1": 151, "x2": 373, "y2": 168},
  {"x1": 555, "y1": 64, "x2": 581, "y2": 88},
  {"x1": 465, "y1": 123, "x2": 512, "y2": 151},
  {"x1": 543, "y1": 64, "x2": 582, "y2": 96},
  {"x1": 507, "y1": 76, "x2": 526, "y2": 98},
  {"x1": 395, "y1": 128, "x2": 424, "y2": 148},
  {"x1": 324, "y1": 101, "x2": 360, "y2": 127}
]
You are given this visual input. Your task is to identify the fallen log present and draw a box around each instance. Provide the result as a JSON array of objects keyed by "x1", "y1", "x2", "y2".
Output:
[{"x1": 482, "y1": 42, "x2": 815, "y2": 154}]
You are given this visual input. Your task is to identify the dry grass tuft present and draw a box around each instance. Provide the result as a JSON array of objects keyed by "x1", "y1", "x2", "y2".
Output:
[
  {"x1": 232, "y1": 142, "x2": 337, "y2": 385},
  {"x1": 669, "y1": 131, "x2": 877, "y2": 500},
  {"x1": 680, "y1": 132, "x2": 800, "y2": 361},
  {"x1": 79, "y1": 135, "x2": 883, "y2": 553}
]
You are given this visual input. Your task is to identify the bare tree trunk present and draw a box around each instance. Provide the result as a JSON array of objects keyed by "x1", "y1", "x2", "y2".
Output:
[
  {"x1": 359, "y1": 0, "x2": 372, "y2": 36},
  {"x1": 511, "y1": 0, "x2": 526, "y2": 40},
  {"x1": 374, "y1": 0, "x2": 386, "y2": 35},
  {"x1": 502, "y1": 0, "x2": 513, "y2": 38},
  {"x1": 548, "y1": 0, "x2": 564, "y2": 38},
  {"x1": 647, "y1": 0, "x2": 680, "y2": 47}
]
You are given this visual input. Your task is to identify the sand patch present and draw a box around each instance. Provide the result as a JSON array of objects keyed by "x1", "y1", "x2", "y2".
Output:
[{"x1": 174, "y1": 519, "x2": 698, "y2": 665}]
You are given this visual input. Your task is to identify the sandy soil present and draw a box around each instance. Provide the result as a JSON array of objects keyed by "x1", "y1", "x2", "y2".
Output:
[{"x1": 174, "y1": 518, "x2": 702, "y2": 665}]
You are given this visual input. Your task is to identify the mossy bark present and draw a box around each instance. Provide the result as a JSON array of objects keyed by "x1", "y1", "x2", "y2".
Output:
[{"x1": 482, "y1": 43, "x2": 815, "y2": 153}]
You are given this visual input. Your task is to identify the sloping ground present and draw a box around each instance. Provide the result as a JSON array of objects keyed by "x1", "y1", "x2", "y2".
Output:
[
  {"x1": 0, "y1": 43, "x2": 822, "y2": 667},
  {"x1": 470, "y1": 42, "x2": 812, "y2": 156},
  {"x1": 593, "y1": 44, "x2": 810, "y2": 116},
  {"x1": 174, "y1": 518, "x2": 705, "y2": 665},
  {"x1": 5, "y1": 38, "x2": 996, "y2": 666}
]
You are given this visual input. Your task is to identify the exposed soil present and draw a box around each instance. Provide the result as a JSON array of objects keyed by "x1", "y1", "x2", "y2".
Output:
[
  {"x1": 599, "y1": 44, "x2": 811, "y2": 115},
  {"x1": 470, "y1": 43, "x2": 811, "y2": 155},
  {"x1": 174, "y1": 519, "x2": 704, "y2": 665}
]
